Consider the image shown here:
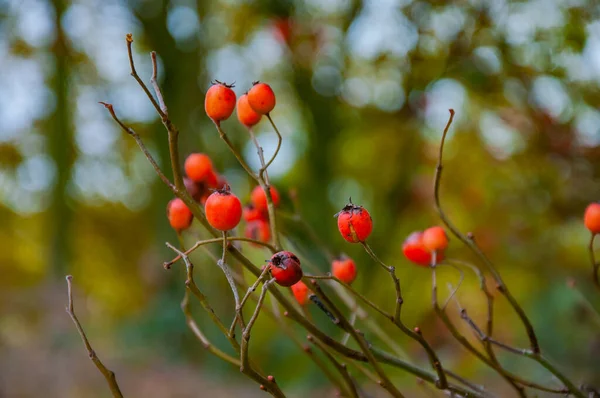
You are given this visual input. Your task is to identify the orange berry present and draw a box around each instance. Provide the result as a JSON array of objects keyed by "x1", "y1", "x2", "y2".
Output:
[
  {"x1": 183, "y1": 177, "x2": 202, "y2": 202},
  {"x1": 167, "y1": 198, "x2": 193, "y2": 232},
  {"x1": 291, "y1": 281, "x2": 310, "y2": 306},
  {"x1": 584, "y1": 203, "x2": 600, "y2": 234},
  {"x1": 335, "y1": 201, "x2": 373, "y2": 243},
  {"x1": 247, "y1": 82, "x2": 276, "y2": 114},
  {"x1": 251, "y1": 185, "x2": 280, "y2": 212},
  {"x1": 269, "y1": 251, "x2": 303, "y2": 287},
  {"x1": 205, "y1": 186, "x2": 243, "y2": 231},
  {"x1": 237, "y1": 93, "x2": 262, "y2": 127},
  {"x1": 244, "y1": 220, "x2": 271, "y2": 245},
  {"x1": 205, "y1": 81, "x2": 236, "y2": 122},
  {"x1": 332, "y1": 256, "x2": 357, "y2": 284},
  {"x1": 184, "y1": 153, "x2": 213, "y2": 183},
  {"x1": 402, "y1": 232, "x2": 444, "y2": 267},
  {"x1": 422, "y1": 226, "x2": 449, "y2": 252}
]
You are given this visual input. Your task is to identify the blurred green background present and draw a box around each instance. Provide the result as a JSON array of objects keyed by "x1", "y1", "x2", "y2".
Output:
[{"x1": 1, "y1": 0, "x2": 599, "y2": 396}]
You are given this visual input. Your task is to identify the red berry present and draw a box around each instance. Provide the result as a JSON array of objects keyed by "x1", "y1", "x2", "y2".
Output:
[
  {"x1": 335, "y1": 201, "x2": 373, "y2": 243},
  {"x1": 247, "y1": 82, "x2": 276, "y2": 114},
  {"x1": 205, "y1": 81, "x2": 236, "y2": 122},
  {"x1": 251, "y1": 185, "x2": 280, "y2": 212},
  {"x1": 167, "y1": 198, "x2": 193, "y2": 232},
  {"x1": 402, "y1": 232, "x2": 444, "y2": 266},
  {"x1": 422, "y1": 226, "x2": 449, "y2": 252},
  {"x1": 205, "y1": 186, "x2": 243, "y2": 231},
  {"x1": 291, "y1": 281, "x2": 310, "y2": 306},
  {"x1": 332, "y1": 256, "x2": 357, "y2": 284},
  {"x1": 185, "y1": 153, "x2": 213, "y2": 183},
  {"x1": 243, "y1": 204, "x2": 267, "y2": 222},
  {"x1": 244, "y1": 220, "x2": 271, "y2": 245},
  {"x1": 205, "y1": 170, "x2": 219, "y2": 189},
  {"x1": 237, "y1": 93, "x2": 262, "y2": 127},
  {"x1": 584, "y1": 203, "x2": 600, "y2": 234},
  {"x1": 269, "y1": 251, "x2": 303, "y2": 287}
]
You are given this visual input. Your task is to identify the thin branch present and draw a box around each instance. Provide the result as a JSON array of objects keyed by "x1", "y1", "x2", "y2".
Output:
[
  {"x1": 248, "y1": 126, "x2": 269, "y2": 184},
  {"x1": 65, "y1": 276, "x2": 124, "y2": 398},
  {"x1": 309, "y1": 280, "x2": 406, "y2": 398},
  {"x1": 125, "y1": 34, "x2": 165, "y2": 120},
  {"x1": 433, "y1": 109, "x2": 540, "y2": 355},
  {"x1": 99, "y1": 102, "x2": 176, "y2": 193},
  {"x1": 218, "y1": 231, "x2": 244, "y2": 335},
  {"x1": 165, "y1": 243, "x2": 240, "y2": 352},
  {"x1": 181, "y1": 289, "x2": 241, "y2": 367},
  {"x1": 164, "y1": 237, "x2": 277, "y2": 269},
  {"x1": 307, "y1": 335, "x2": 359, "y2": 398},
  {"x1": 361, "y1": 242, "x2": 449, "y2": 390},
  {"x1": 263, "y1": 114, "x2": 282, "y2": 173},
  {"x1": 213, "y1": 121, "x2": 259, "y2": 180},
  {"x1": 149, "y1": 51, "x2": 168, "y2": 117},
  {"x1": 240, "y1": 278, "x2": 286, "y2": 398}
]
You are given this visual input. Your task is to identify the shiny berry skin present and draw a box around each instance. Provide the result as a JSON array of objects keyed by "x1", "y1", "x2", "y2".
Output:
[
  {"x1": 402, "y1": 232, "x2": 444, "y2": 266},
  {"x1": 291, "y1": 281, "x2": 310, "y2": 306},
  {"x1": 205, "y1": 81, "x2": 236, "y2": 122},
  {"x1": 269, "y1": 251, "x2": 303, "y2": 287},
  {"x1": 251, "y1": 185, "x2": 280, "y2": 212},
  {"x1": 167, "y1": 198, "x2": 193, "y2": 232},
  {"x1": 332, "y1": 256, "x2": 357, "y2": 284},
  {"x1": 422, "y1": 226, "x2": 449, "y2": 252},
  {"x1": 244, "y1": 220, "x2": 271, "y2": 245},
  {"x1": 335, "y1": 202, "x2": 373, "y2": 243},
  {"x1": 584, "y1": 203, "x2": 600, "y2": 234},
  {"x1": 185, "y1": 153, "x2": 213, "y2": 183},
  {"x1": 243, "y1": 204, "x2": 267, "y2": 222},
  {"x1": 247, "y1": 82, "x2": 276, "y2": 114},
  {"x1": 204, "y1": 186, "x2": 243, "y2": 231},
  {"x1": 237, "y1": 93, "x2": 262, "y2": 127}
]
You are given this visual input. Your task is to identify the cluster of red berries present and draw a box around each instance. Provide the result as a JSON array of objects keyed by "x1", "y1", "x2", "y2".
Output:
[
  {"x1": 585, "y1": 202, "x2": 600, "y2": 235},
  {"x1": 205, "y1": 80, "x2": 276, "y2": 126},
  {"x1": 402, "y1": 227, "x2": 448, "y2": 266},
  {"x1": 242, "y1": 186, "x2": 280, "y2": 246}
]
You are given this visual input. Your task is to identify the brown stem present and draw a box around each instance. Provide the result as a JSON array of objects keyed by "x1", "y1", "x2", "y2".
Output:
[
  {"x1": 65, "y1": 276, "x2": 124, "y2": 398},
  {"x1": 309, "y1": 280, "x2": 406, "y2": 398},
  {"x1": 125, "y1": 34, "x2": 166, "y2": 120},
  {"x1": 213, "y1": 121, "x2": 259, "y2": 180},
  {"x1": 181, "y1": 290, "x2": 241, "y2": 367},
  {"x1": 149, "y1": 51, "x2": 168, "y2": 117},
  {"x1": 361, "y1": 242, "x2": 448, "y2": 390},
  {"x1": 263, "y1": 114, "x2": 282, "y2": 172},
  {"x1": 164, "y1": 237, "x2": 277, "y2": 269},
  {"x1": 165, "y1": 243, "x2": 240, "y2": 352},
  {"x1": 433, "y1": 109, "x2": 541, "y2": 356},
  {"x1": 248, "y1": 126, "x2": 269, "y2": 184},
  {"x1": 240, "y1": 278, "x2": 286, "y2": 397},
  {"x1": 307, "y1": 335, "x2": 359, "y2": 398}
]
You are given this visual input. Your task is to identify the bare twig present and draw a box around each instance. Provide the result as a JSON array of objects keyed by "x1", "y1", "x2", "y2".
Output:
[
  {"x1": 307, "y1": 335, "x2": 359, "y2": 398},
  {"x1": 361, "y1": 242, "x2": 449, "y2": 390},
  {"x1": 164, "y1": 237, "x2": 277, "y2": 269},
  {"x1": 65, "y1": 276, "x2": 124, "y2": 398},
  {"x1": 433, "y1": 109, "x2": 541, "y2": 355},
  {"x1": 181, "y1": 290, "x2": 241, "y2": 367},
  {"x1": 309, "y1": 280, "x2": 406, "y2": 398},
  {"x1": 125, "y1": 34, "x2": 165, "y2": 120},
  {"x1": 240, "y1": 278, "x2": 286, "y2": 397},
  {"x1": 262, "y1": 114, "x2": 282, "y2": 174},
  {"x1": 99, "y1": 102, "x2": 176, "y2": 193},
  {"x1": 150, "y1": 51, "x2": 168, "y2": 117},
  {"x1": 248, "y1": 126, "x2": 269, "y2": 184}
]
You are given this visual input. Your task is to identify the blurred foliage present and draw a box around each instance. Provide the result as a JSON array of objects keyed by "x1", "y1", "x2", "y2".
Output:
[{"x1": 1, "y1": 0, "x2": 600, "y2": 396}]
